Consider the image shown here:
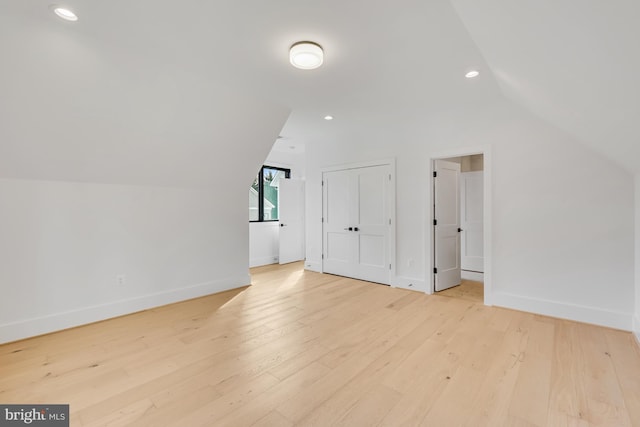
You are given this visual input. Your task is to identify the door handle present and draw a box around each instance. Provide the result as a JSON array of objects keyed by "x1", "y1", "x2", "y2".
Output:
[
  {"x1": 280, "y1": 223, "x2": 286, "y2": 227},
  {"x1": 344, "y1": 227, "x2": 353, "y2": 231},
  {"x1": 458, "y1": 228, "x2": 462, "y2": 232},
  {"x1": 354, "y1": 227, "x2": 359, "y2": 232}
]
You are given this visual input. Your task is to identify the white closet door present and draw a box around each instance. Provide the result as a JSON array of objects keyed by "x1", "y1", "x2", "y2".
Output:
[
  {"x1": 323, "y1": 165, "x2": 390, "y2": 285},
  {"x1": 354, "y1": 166, "x2": 389, "y2": 283},
  {"x1": 323, "y1": 169, "x2": 355, "y2": 278}
]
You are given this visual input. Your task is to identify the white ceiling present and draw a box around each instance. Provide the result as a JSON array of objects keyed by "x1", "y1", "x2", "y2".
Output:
[
  {"x1": 451, "y1": 0, "x2": 640, "y2": 172},
  {"x1": 1, "y1": 0, "x2": 637, "y2": 185}
]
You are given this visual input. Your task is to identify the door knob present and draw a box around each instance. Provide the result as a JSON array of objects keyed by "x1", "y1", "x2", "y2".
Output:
[
  {"x1": 280, "y1": 224, "x2": 286, "y2": 227},
  {"x1": 458, "y1": 228, "x2": 462, "y2": 232},
  {"x1": 344, "y1": 227, "x2": 353, "y2": 231},
  {"x1": 354, "y1": 227, "x2": 359, "y2": 231}
]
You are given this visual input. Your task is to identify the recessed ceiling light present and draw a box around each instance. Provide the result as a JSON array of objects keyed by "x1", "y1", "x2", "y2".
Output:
[
  {"x1": 290, "y1": 42, "x2": 324, "y2": 70},
  {"x1": 324, "y1": 115, "x2": 333, "y2": 121},
  {"x1": 52, "y1": 6, "x2": 78, "y2": 21},
  {"x1": 465, "y1": 70, "x2": 480, "y2": 79}
]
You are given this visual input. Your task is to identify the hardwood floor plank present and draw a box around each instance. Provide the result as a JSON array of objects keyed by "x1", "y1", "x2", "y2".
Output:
[
  {"x1": 1, "y1": 262, "x2": 638, "y2": 427},
  {"x1": 436, "y1": 279, "x2": 484, "y2": 303},
  {"x1": 213, "y1": 362, "x2": 330, "y2": 426},
  {"x1": 82, "y1": 398, "x2": 155, "y2": 427},
  {"x1": 605, "y1": 330, "x2": 640, "y2": 425},
  {"x1": 507, "y1": 315, "x2": 554, "y2": 427},
  {"x1": 547, "y1": 321, "x2": 591, "y2": 425},
  {"x1": 251, "y1": 410, "x2": 293, "y2": 427},
  {"x1": 171, "y1": 372, "x2": 280, "y2": 427}
]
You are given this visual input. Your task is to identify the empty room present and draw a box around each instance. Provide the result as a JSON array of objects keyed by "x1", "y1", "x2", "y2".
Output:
[{"x1": 1, "y1": 1, "x2": 639, "y2": 426}]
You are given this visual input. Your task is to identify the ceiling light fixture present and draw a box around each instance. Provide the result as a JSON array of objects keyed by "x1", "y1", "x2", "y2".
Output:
[
  {"x1": 290, "y1": 42, "x2": 324, "y2": 70},
  {"x1": 324, "y1": 115, "x2": 333, "y2": 121},
  {"x1": 465, "y1": 70, "x2": 480, "y2": 79},
  {"x1": 52, "y1": 6, "x2": 78, "y2": 21}
]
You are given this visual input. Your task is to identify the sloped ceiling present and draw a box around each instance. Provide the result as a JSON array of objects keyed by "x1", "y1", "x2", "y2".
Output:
[
  {"x1": 1, "y1": 0, "x2": 635, "y2": 184},
  {"x1": 0, "y1": 0, "x2": 499, "y2": 187},
  {"x1": 450, "y1": 0, "x2": 640, "y2": 173}
]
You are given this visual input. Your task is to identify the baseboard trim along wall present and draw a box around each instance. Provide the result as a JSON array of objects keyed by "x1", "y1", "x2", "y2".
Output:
[
  {"x1": 392, "y1": 276, "x2": 427, "y2": 292},
  {"x1": 493, "y1": 291, "x2": 632, "y2": 331},
  {"x1": 0, "y1": 275, "x2": 251, "y2": 344},
  {"x1": 461, "y1": 270, "x2": 484, "y2": 282},
  {"x1": 304, "y1": 260, "x2": 322, "y2": 273},
  {"x1": 250, "y1": 256, "x2": 279, "y2": 268},
  {"x1": 634, "y1": 315, "x2": 640, "y2": 347}
]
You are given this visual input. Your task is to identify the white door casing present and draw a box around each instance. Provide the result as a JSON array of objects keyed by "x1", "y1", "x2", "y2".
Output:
[
  {"x1": 279, "y1": 179, "x2": 305, "y2": 265},
  {"x1": 434, "y1": 159, "x2": 462, "y2": 291},
  {"x1": 461, "y1": 171, "x2": 484, "y2": 273},
  {"x1": 323, "y1": 164, "x2": 391, "y2": 285}
]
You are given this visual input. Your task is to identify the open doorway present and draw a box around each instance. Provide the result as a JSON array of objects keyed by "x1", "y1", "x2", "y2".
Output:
[
  {"x1": 430, "y1": 150, "x2": 491, "y2": 305},
  {"x1": 249, "y1": 139, "x2": 306, "y2": 268}
]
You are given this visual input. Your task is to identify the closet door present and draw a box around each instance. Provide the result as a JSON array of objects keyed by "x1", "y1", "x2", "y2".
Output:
[
  {"x1": 323, "y1": 165, "x2": 390, "y2": 285},
  {"x1": 323, "y1": 169, "x2": 356, "y2": 279}
]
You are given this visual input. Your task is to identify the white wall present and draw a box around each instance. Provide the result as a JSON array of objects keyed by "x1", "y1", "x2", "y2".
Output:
[
  {"x1": 0, "y1": 21, "x2": 290, "y2": 343},
  {"x1": 249, "y1": 145, "x2": 306, "y2": 267},
  {"x1": 250, "y1": 222, "x2": 280, "y2": 267},
  {"x1": 303, "y1": 100, "x2": 635, "y2": 330},
  {"x1": 635, "y1": 175, "x2": 640, "y2": 342},
  {"x1": 491, "y1": 117, "x2": 633, "y2": 329},
  {"x1": 0, "y1": 179, "x2": 251, "y2": 343}
]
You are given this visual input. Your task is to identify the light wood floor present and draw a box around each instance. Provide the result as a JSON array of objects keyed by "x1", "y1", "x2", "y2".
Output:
[
  {"x1": 1, "y1": 262, "x2": 639, "y2": 426},
  {"x1": 436, "y1": 279, "x2": 484, "y2": 303}
]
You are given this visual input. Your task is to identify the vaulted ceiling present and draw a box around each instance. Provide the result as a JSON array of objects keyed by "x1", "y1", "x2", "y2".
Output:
[
  {"x1": 451, "y1": 0, "x2": 640, "y2": 173},
  {"x1": 1, "y1": 0, "x2": 637, "y2": 185}
]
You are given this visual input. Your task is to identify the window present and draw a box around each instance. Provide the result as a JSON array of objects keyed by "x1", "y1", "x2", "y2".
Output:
[{"x1": 249, "y1": 165, "x2": 290, "y2": 222}]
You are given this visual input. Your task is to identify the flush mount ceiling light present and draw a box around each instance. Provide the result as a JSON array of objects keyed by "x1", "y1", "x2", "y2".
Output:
[
  {"x1": 465, "y1": 70, "x2": 480, "y2": 78},
  {"x1": 324, "y1": 115, "x2": 334, "y2": 121},
  {"x1": 51, "y1": 5, "x2": 78, "y2": 21},
  {"x1": 289, "y1": 42, "x2": 324, "y2": 70}
]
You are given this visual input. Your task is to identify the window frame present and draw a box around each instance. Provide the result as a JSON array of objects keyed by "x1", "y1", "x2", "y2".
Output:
[{"x1": 250, "y1": 165, "x2": 291, "y2": 222}]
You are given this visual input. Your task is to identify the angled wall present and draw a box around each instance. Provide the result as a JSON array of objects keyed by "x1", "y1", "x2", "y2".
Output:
[
  {"x1": 450, "y1": 0, "x2": 640, "y2": 174},
  {"x1": 0, "y1": 4, "x2": 290, "y2": 343}
]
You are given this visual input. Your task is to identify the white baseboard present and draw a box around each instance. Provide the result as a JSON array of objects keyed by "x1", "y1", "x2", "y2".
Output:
[
  {"x1": 492, "y1": 291, "x2": 632, "y2": 331},
  {"x1": 392, "y1": 276, "x2": 426, "y2": 292},
  {"x1": 461, "y1": 270, "x2": 484, "y2": 282},
  {"x1": 0, "y1": 274, "x2": 251, "y2": 344},
  {"x1": 304, "y1": 260, "x2": 322, "y2": 273},
  {"x1": 250, "y1": 256, "x2": 279, "y2": 268},
  {"x1": 634, "y1": 315, "x2": 640, "y2": 347}
]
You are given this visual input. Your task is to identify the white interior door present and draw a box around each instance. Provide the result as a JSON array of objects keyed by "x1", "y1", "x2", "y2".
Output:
[
  {"x1": 354, "y1": 166, "x2": 390, "y2": 283},
  {"x1": 279, "y1": 179, "x2": 305, "y2": 264},
  {"x1": 461, "y1": 171, "x2": 484, "y2": 273},
  {"x1": 323, "y1": 169, "x2": 355, "y2": 278},
  {"x1": 434, "y1": 159, "x2": 461, "y2": 291},
  {"x1": 323, "y1": 164, "x2": 390, "y2": 285}
]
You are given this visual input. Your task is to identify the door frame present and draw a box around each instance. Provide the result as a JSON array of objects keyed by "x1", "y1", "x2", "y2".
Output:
[
  {"x1": 428, "y1": 147, "x2": 492, "y2": 306},
  {"x1": 321, "y1": 158, "x2": 396, "y2": 282}
]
